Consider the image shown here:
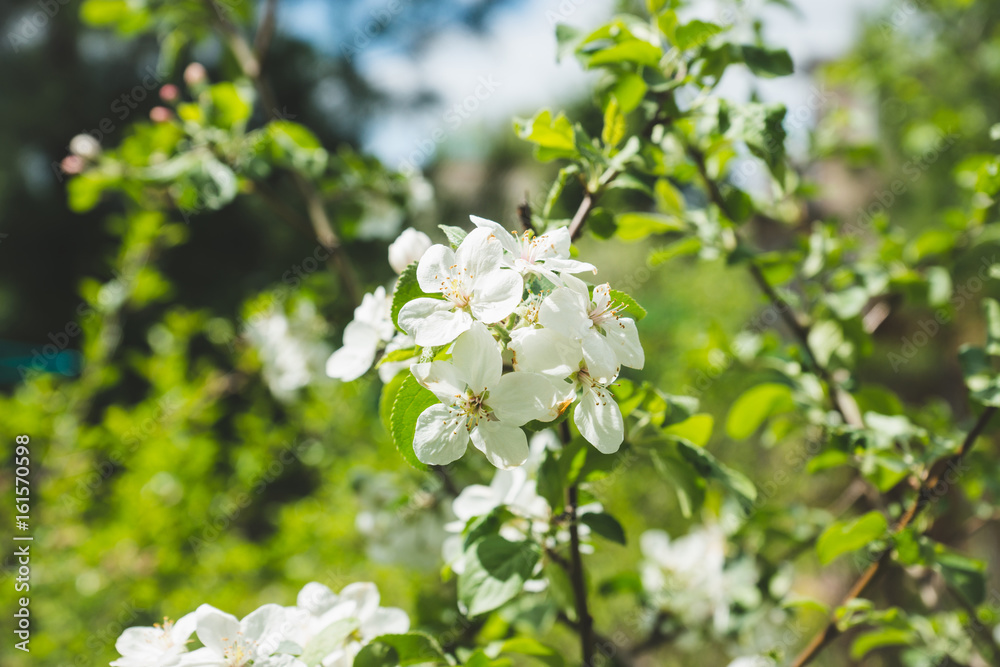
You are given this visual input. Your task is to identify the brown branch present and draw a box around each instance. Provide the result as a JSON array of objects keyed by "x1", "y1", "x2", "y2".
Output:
[
  {"x1": 568, "y1": 190, "x2": 596, "y2": 242},
  {"x1": 790, "y1": 407, "x2": 997, "y2": 667},
  {"x1": 202, "y1": 0, "x2": 360, "y2": 307}
]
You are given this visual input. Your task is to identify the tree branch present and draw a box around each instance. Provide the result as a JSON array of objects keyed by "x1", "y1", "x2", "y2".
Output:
[
  {"x1": 790, "y1": 407, "x2": 997, "y2": 667},
  {"x1": 559, "y1": 421, "x2": 595, "y2": 664}
]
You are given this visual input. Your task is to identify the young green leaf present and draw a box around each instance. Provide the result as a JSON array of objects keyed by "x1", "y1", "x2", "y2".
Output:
[
  {"x1": 725, "y1": 383, "x2": 795, "y2": 440},
  {"x1": 816, "y1": 511, "x2": 889, "y2": 565},
  {"x1": 389, "y1": 373, "x2": 437, "y2": 471}
]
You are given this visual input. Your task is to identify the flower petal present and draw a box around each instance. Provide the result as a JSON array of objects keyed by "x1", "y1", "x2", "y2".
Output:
[
  {"x1": 509, "y1": 327, "x2": 581, "y2": 378},
  {"x1": 194, "y1": 605, "x2": 240, "y2": 656},
  {"x1": 241, "y1": 603, "x2": 285, "y2": 642},
  {"x1": 605, "y1": 317, "x2": 644, "y2": 369},
  {"x1": 471, "y1": 420, "x2": 529, "y2": 469},
  {"x1": 414, "y1": 404, "x2": 470, "y2": 465},
  {"x1": 574, "y1": 385, "x2": 624, "y2": 453},
  {"x1": 398, "y1": 298, "x2": 472, "y2": 347},
  {"x1": 489, "y1": 372, "x2": 573, "y2": 425},
  {"x1": 337, "y1": 582, "x2": 380, "y2": 623},
  {"x1": 470, "y1": 215, "x2": 520, "y2": 256},
  {"x1": 416, "y1": 244, "x2": 456, "y2": 294},
  {"x1": 362, "y1": 607, "x2": 410, "y2": 639},
  {"x1": 581, "y1": 330, "x2": 620, "y2": 384},
  {"x1": 539, "y1": 286, "x2": 590, "y2": 338},
  {"x1": 452, "y1": 484, "x2": 501, "y2": 521},
  {"x1": 451, "y1": 322, "x2": 502, "y2": 393},
  {"x1": 412, "y1": 360, "x2": 467, "y2": 404},
  {"x1": 468, "y1": 270, "x2": 523, "y2": 324},
  {"x1": 542, "y1": 257, "x2": 598, "y2": 275},
  {"x1": 326, "y1": 322, "x2": 378, "y2": 381},
  {"x1": 456, "y1": 226, "x2": 504, "y2": 279},
  {"x1": 297, "y1": 582, "x2": 339, "y2": 616}
]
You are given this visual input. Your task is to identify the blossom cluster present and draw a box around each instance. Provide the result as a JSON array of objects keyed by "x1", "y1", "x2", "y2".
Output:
[
  {"x1": 324, "y1": 216, "x2": 644, "y2": 470},
  {"x1": 109, "y1": 581, "x2": 407, "y2": 667}
]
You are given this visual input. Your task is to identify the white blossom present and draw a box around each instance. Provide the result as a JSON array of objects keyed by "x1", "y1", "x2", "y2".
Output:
[
  {"x1": 470, "y1": 215, "x2": 596, "y2": 282},
  {"x1": 411, "y1": 323, "x2": 573, "y2": 468},
  {"x1": 110, "y1": 613, "x2": 198, "y2": 667},
  {"x1": 326, "y1": 286, "x2": 395, "y2": 382},
  {"x1": 388, "y1": 228, "x2": 432, "y2": 274},
  {"x1": 398, "y1": 228, "x2": 523, "y2": 347},
  {"x1": 247, "y1": 308, "x2": 328, "y2": 401},
  {"x1": 182, "y1": 604, "x2": 301, "y2": 667}
]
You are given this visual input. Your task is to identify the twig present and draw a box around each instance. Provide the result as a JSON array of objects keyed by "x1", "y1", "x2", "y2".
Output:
[
  {"x1": 558, "y1": 421, "x2": 595, "y2": 664},
  {"x1": 568, "y1": 190, "x2": 596, "y2": 242},
  {"x1": 790, "y1": 407, "x2": 997, "y2": 667},
  {"x1": 253, "y1": 0, "x2": 279, "y2": 62}
]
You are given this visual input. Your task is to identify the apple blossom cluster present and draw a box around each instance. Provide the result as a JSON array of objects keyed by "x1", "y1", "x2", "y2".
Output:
[
  {"x1": 109, "y1": 581, "x2": 407, "y2": 667},
  {"x1": 399, "y1": 216, "x2": 644, "y2": 469}
]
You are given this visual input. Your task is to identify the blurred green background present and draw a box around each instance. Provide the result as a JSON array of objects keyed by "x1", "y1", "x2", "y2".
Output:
[{"x1": 3, "y1": 1, "x2": 1000, "y2": 666}]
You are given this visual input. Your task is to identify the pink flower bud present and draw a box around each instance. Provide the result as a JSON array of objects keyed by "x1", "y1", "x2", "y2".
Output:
[
  {"x1": 159, "y1": 84, "x2": 180, "y2": 103},
  {"x1": 183, "y1": 62, "x2": 207, "y2": 86},
  {"x1": 150, "y1": 106, "x2": 173, "y2": 123},
  {"x1": 60, "y1": 155, "x2": 84, "y2": 175}
]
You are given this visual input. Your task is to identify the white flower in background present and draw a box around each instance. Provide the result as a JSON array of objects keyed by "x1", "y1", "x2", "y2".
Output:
[
  {"x1": 388, "y1": 228, "x2": 433, "y2": 274},
  {"x1": 326, "y1": 287, "x2": 396, "y2": 382},
  {"x1": 727, "y1": 657, "x2": 777, "y2": 667},
  {"x1": 470, "y1": 215, "x2": 596, "y2": 282},
  {"x1": 538, "y1": 274, "x2": 643, "y2": 382},
  {"x1": 110, "y1": 612, "x2": 198, "y2": 667},
  {"x1": 640, "y1": 526, "x2": 760, "y2": 634},
  {"x1": 398, "y1": 228, "x2": 523, "y2": 347},
  {"x1": 411, "y1": 323, "x2": 573, "y2": 468},
  {"x1": 184, "y1": 604, "x2": 299, "y2": 667},
  {"x1": 376, "y1": 333, "x2": 415, "y2": 383},
  {"x1": 69, "y1": 133, "x2": 101, "y2": 160},
  {"x1": 247, "y1": 311, "x2": 323, "y2": 401},
  {"x1": 285, "y1": 582, "x2": 409, "y2": 667}
]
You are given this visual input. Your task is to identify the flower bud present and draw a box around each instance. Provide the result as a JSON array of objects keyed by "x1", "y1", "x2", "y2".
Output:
[
  {"x1": 183, "y1": 62, "x2": 207, "y2": 86},
  {"x1": 60, "y1": 155, "x2": 85, "y2": 175},
  {"x1": 150, "y1": 106, "x2": 173, "y2": 123},
  {"x1": 388, "y1": 228, "x2": 432, "y2": 274},
  {"x1": 69, "y1": 134, "x2": 101, "y2": 160},
  {"x1": 159, "y1": 84, "x2": 180, "y2": 103}
]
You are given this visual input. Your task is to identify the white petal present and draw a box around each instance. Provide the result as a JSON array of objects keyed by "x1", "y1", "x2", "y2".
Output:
[
  {"x1": 362, "y1": 607, "x2": 410, "y2": 639},
  {"x1": 452, "y1": 484, "x2": 501, "y2": 521},
  {"x1": 581, "y1": 331, "x2": 620, "y2": 384},
  {"x1": 388, "y1": 228, "x2": 432, "y2": 274},
  {"x1": 489, "y1": 372, "x2": 573, "y2": 425},
  {"x1": 337, "y1": 582, "x2": 380, "y2": 623},
  {"x1": 326, "y1": 322, "x2": 378, "y2": 381},
  {"x1": 241, "y1": 603, "x2": 285, "y2": 642},
  {"x1": 412, "y1": 361, "x2": 467, "y2": 404},
  {"x1": 468, "y1": 270, "x2": 523, "y2": 324},
  {"x1": 195, "y1": 606, "x2": 240, "y2": 656},
  {"x1": 471, "y1": 420, "x2": 529, "y2": 469},
  {"x1": 604, "y1": 317, "x2": 644, "y2": 369},
  {"x1": 114, "y1": 627, "x2": 163, "y2": 657},
  {"x1": 470, "y1": 215, "x2": 520, "y2": 256},
  {"x1": 574, "y1": 386, "x2": 624, "y2": 453},
  {"x1": 534, "y1": 227, "x2": 572, "y2": 259},
  {"x1": 542, "y1": 257, "x2": 598, "y2": 275},
  {"x1": 171, "y1": 611, "x2": 199, "y2": 645},
  {"x1": 415, "y1": 244, "x2": 457, "y2": 294},
  {"x1": 509, "y1": 328, "x2": 581, "y2": 378},
  {"x1": 539, "y1": 286, "x2": 591, "y2": 339},
  {"x1": 176, "y1": 647, "x2": 221, "y2": 667},
  {"x1": 398, "y1": 298, "x2": 472, "y2": 347},
  {"x1": 414, "y1": 404, "x2": 470, "y2": 465},
  {"x1": 451, "y1": 322, "x2": 502, "y2": 393},
  {"x1": 297, "y1": 582, "x2": 339, "y2": 616},
  {"x1": 456, "y1": 226, "x2": 504, "y2": 279},
  {"x1": 591, "y1": 283, "x2": 612, "y2": 314}
]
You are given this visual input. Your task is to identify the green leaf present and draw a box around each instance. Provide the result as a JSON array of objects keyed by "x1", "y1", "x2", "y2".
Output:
[
  {"x1": 579, "y1": 512, "x2": 626, "y2": 545},
  {"x1": 588, "y1": 208, "x2": 617, "y2": 239},
  {"x1": 458, "y1": 536, "x2": 541, "y2": 616},
  {"x1": 662, "y1": 413, "x2": 714, "y2": 446},
  {"x1": 614, "y1": 212, "x2": 685, "y2": 241},
  {"x1": 651, "y1": 449, "x2": 705, "y2": 518},
  {"x1": 602, "y1": 96, "x2": 626, "y2": 148},
  {"x1": 301, "y1": 618, "x2": 360, "y2": 666},
  {"x1": 515, "y1": 110, "x2": 577, "y2": 161},
  {"x1": 850, "y1": 628, "x2": 914, "y2": 660},
  {"x1": 389, "y1": 373, "x2": 437, "y2": 471},
  {"x1": 608, "y1": 289, "x2": 647, "y2": 321},
  {"x1": 725, "y1": 383, "x2": 795, "y2": 440},
  {"x1": 959, "y1": 345, "x2": 1000, "y2": 407},
  {"x1": 607, "y1": 73, "x2": 648, "y2": 114},
  {"x1": 67, "y1": 174, "x2": 111, "y2": 213},
  {"x1": 816, "y1": 511, "x2": 889, "y2": 565},
  {"x1": 725, "y1": 102, "x2": 788, "y2": 181},
  {"x1": 671, "y1": 438, "x2": 757, "y2": 511},
  {"x1": 500, "y1": 637, "x2": 565, "y2": 667},
  {"x1": 209, "y1": 82, "x2": 253, "y2": 130},
  {"x1": 741, "y1": 45, "x2": 794, "y2": 78},
  {"x1": 438, "y1": 224, "x2": 468, "y2": 247},
  {"x1": 379, "y1": 367, "x2": 407, "y2": 431},
  {"x1": 586, "y1": 39, "x2": 663, "y2": 68},
  {"x1": 933, "y1": 545, "x2": 986, "y2": 606},
  {"x1": 648, "y1": 237, "x2": 702, "y2": 266},
  {"x1": 985, "y1": 298, "x2": 1000, "y2": 355},
  {"x1": 353, "y1": 632, "x2": 448, "y2": 666},
  {"x1": 537, "y1": 451, "x2": 564, "y2": 514},
  {"x1": 825, "y1": 286, "x2": 869, "y2": 320},
  {"x1": 80, "y1": 0, "x2": 132, "y2": 25},
  {"x1": 390, "y1": 261, "x2": 442, "y2": 332},
  {"x1": 674, "y1": 20, "x2": 724, "y2": 50}
]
